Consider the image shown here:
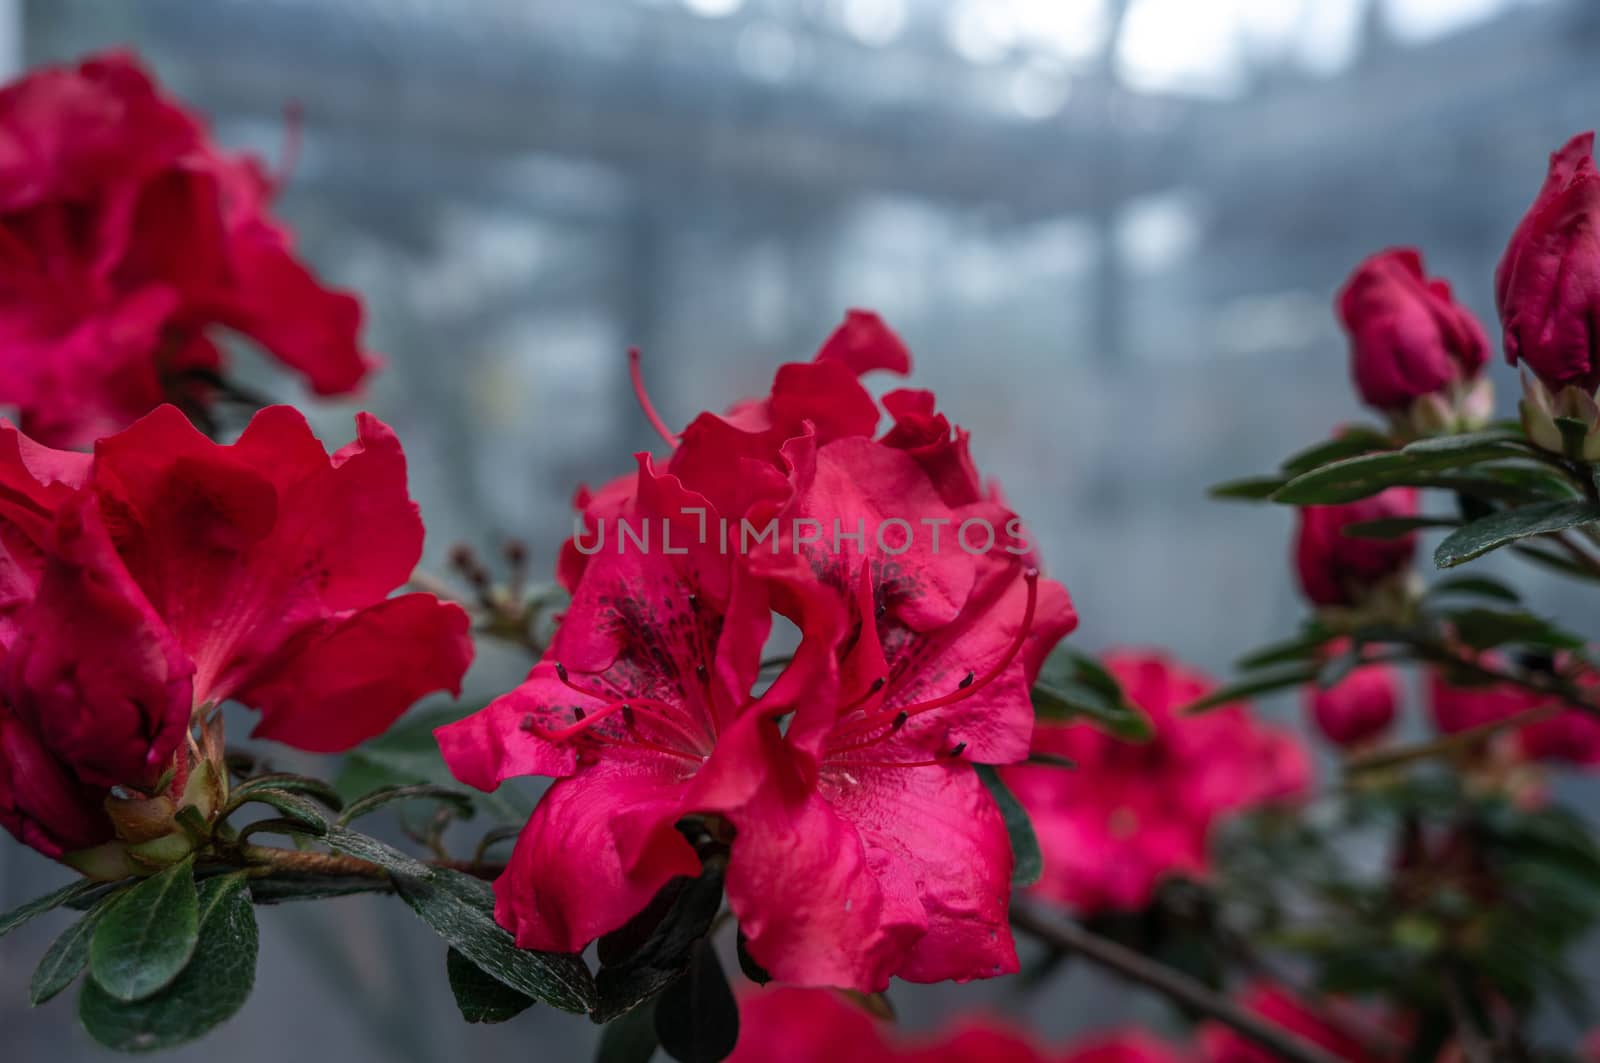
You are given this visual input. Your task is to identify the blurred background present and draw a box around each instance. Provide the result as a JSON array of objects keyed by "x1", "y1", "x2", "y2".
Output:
[{"x1": 5, "y1": 0, "x2": 1600, "y2": 1058}]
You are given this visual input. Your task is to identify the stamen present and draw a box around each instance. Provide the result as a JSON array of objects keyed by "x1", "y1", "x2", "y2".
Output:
[
  {"x1": 629, "y1": 347, "x2": 678, "y2": 447},
  {"x1": 839, "y1": 676, "x2": 888, "y2": 716},
  {"x1": 947, "y1": 742, "x2": 967, "y2": 758},
  {"x1": 832, "y1": 568, "x2": 1040, "y2": 745}
]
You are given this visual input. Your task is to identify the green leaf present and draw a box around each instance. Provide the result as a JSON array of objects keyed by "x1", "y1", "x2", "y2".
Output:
[
  {"x1": 1341, "y1": 516, "x2": 1459, "y2": 539},
  {"x1": 390, "y1": 862, "x2": 596, "y2": 1014},
  {"x1": 1424, "y1": 575, "x2": 1523, "y2": 604},
  {"x1": 80, "y1": 873, "x2": 257, "y2": 1052},
  {"x1": 654, "y1": 939, "x2": 739, "y2": 1063},
  {"x1": 1182, "y1": 666, "x2": 1317, "y2": 714},
  {"x1": 597, "y1": 997, "x2": 660, "y2": 1063},
  {"x1": 1279, "y1": 427, "x2": 1394, "y2": 475},
  {"x1": 1433, "y1": 500, "x2": 1600, "y2": 569},
  {"x1": 30, "y1": 903, "x2": 110, "y2": 1005},
  {"x1": 596, "y1": 870, "x2": 725, "y2": 1022},
  {"x1": 323, "y1": 825, "x2": 431, "y2": 876},
  {"x1": 235, "y1": 817, "x2": 329, "y2": 844},
  {"x1": 0, "y1": 878, "x2": 104, "y2": 940},
  {"x1": 1208, "y1": 475, "x2": 1288, "y2": 502},
  {"x1": 1031, "y1": 648, "x2": 1152, "y2": 740},
  {"x1": 243, "y1": 875, "x2": 395, "y2": 906},
  {"x1": 1273, "y1": 433, "x2": 1534, "y2": 505},
  {"x1": 90, "y1": 857, "x2": 200, "y2": 1003},
  {"x1": 447, "y1": 947, "x2": 537, "y2": 1024},
  {"x1": 975, "y1": 764, "x2": 1042, "y2": 888},
  {"x1": 227, "y1": 773, "x2": 345, "y2": 812},
  {"x1": 337, "y1": 783, "x2": 477, "y2": 826},
  {"x1": 223, "y1": 788, "x2": 330, "y2": 835},
  {"x1": 1438, "y1": 607, "x2": 1585, "y2": 653},
  {"x1": 1235, "y1": 628, "x2": 1336, "y2": 670}
]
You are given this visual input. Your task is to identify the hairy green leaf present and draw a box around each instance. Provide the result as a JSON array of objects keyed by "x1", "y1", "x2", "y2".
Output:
[
  {"x1": 1434, "y1": 500, "x2": 1600, "y2": 569},
  {"x1": 80, "y1": 873, "x2": 257, "y2": 1052},
  {"x1": 447, "y1": 947, "x2": 537, "y2": 1024},
  {"x1": 89, "y1": 858, "x2": 199, "y2": 1003}
]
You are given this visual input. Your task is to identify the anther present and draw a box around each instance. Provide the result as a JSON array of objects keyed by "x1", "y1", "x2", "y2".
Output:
[
  {"x1": 622, "y1": 704, "x2": 637, "y2": 727},
  {"x1": 555, "y1": 662, "x2": 569, "y2": 682},
  {"x1": 957, "y1": 671, "x2": 975, "y2": 690},
  {"x1": 947, "y1": 742, "x2": 967, "y2": 758},
  {"x1": 891, "y1": 711, "x2": 909, "y2": 731}
]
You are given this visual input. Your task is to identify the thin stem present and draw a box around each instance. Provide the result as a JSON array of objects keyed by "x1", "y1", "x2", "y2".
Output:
[
  {"x1": 1011, "y1": 904, "x2": 1352, "y2": 1063},
  {"x1": 1346, "y1": 700, "x2": 1562, "y2": 774},
  {"x1": 239, "y1": 845, "x2": 389, "y2": 879}
]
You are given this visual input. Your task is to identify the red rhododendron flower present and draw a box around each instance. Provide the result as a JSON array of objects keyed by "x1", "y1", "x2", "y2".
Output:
[
  {"x1": 1201, "y1": 983, "x2": 1391, "y2": 1063},
  {"x1": 1337, "y1": 247, "x2": 1489, "y2": 411},
  {"x1": 0, "y1": 405, "x2": 471, "y2": 862},
  {"x1": 1293, "y1": 487, "x2": 1418, "y2": 608},
  {"x1": 1496, "y1": 132, "x2": 1600, "y2": 395},
  {"x1": 728, "y1": 987, "x2": 1191, "y2": 1063},
  {"x1": 441, "y1": 313, "x2": 1076, "y2": 991},
  {"x1": 1305, "y1": 647, "x2": 1399, "y2": 749},
  {"x1": 0, "y1": 51, "x2": 376, "y2": 448},
  {"x1": 1005, "y1": 650, "x2": 1310, "y2": 914}
]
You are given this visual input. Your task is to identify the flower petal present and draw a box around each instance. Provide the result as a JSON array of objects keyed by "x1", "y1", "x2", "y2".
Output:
[
  {"x1": 242, "y1": 593, "x2": 471, "y2": 753},
  {"x1": 822, "y1": 761, "x2": 1017, "y2": 984},
  {"x1": 493, "y1": 760, "x2": 700, "y2": 954},
  {"x1": 713, "y1": 717, "x2": 923, "y2": 992},
  {"x1": 5, "y1": 494, "x2": 192, "y2": 789}
]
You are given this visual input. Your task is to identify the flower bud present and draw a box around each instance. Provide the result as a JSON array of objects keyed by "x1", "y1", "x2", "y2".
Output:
[
  {"x1": 1293, "y1": 488, "x2": 1419, "y2": 610},
  {"x1": 1496, "y1": 132, "x2": 1600, "y2": 397},
  {"x1": 1306, "y1": 659, "x2": 1399, "y2": 749},
  {"x1": 1337, "y1": 248, "x2": 1491, "y2": 437}
]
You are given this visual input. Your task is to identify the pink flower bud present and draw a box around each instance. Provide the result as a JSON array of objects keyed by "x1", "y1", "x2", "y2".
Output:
[
  {"x1": 1293, "y1": 488, "x2": 1419, "y2": 608},
  {"x1": 1338, "y1": 248, "x2": 1489, "y2": 416},
  {"x1": 1306, "y1": 661, "x2": 1399, "y2": 749},
  {"x1": 1496, "y1": 132, "x2": 1600, "y2": 396}
]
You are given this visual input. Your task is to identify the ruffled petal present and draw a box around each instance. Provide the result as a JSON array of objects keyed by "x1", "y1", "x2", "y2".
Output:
[
  {"x1": 822, "y1": 761, "x2": 1017, "y2": 984},
  {"x1": 91, "y1": 406, "x2": 441, "y2": 717},
  {"x1": 5, "y1": 494, "x2": 192, "y2": 790},
  {"x1": 438, "y1": 662, "x2": 604, "y2": 790},
  {"x1": 712, "y1": 717, "x2": 923, "y2": 992},
  {"x1": 493, "y1": 761, "x2": 700, "y2": 954},
  {"x1": 0, "y1": 707, "x2": 112, "y2": 858},
  {"x1": 241, "y1": 593, "x2": 471, "y2": 753}
]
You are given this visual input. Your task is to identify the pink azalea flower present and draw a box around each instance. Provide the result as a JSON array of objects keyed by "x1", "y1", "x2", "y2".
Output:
[{"x1": 1005, "y1": 651, "x2": 1312, "y2": 915}]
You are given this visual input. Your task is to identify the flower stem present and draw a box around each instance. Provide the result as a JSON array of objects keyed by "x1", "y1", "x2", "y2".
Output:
[
  {"x1": 1010, "y1": 904, "x2": 1351, "y2": 1063},
  {"x1": 239, "y1": 845, "x2": 389, "y2": 879}
]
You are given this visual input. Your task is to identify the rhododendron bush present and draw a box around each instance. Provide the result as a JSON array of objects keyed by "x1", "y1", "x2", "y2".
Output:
[{"x1": 6, "y1": 50, "x2": 1600, "y2": 1063}]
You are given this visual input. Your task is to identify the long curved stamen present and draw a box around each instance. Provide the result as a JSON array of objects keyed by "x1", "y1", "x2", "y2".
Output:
[
  {"x1": 553, "y1": 660, "x2": 716, "y2": 754},
  {"x1": 828, "y1": 744, "x2": 970, "y2": 771},
  {"x1": 629, "y1": 347, "x2": 678, "y2": 447},
  {"x1": 839, "y1": 676, "x2": 887, "y2": 717},
  {"x1": 832, "y1": 568, "x2": 1040, "y2": 746}
]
